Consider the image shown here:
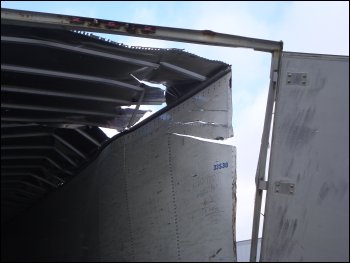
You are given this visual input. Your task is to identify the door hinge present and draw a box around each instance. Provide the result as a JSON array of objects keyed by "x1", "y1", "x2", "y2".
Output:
[
  {"x1": 272, "y1": 71, "x2": 278, "y2": 84},
  {"x1": 258, "y1": 180, "x2": 269, "y2": 191}
]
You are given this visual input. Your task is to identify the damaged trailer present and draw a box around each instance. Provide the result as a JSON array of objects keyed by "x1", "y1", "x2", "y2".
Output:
[
  {"x1": 1, "y1": 8, "x2": 349, "y2": 262},
  {"x1": 1, "y1": 9, "x2": 236, "y2": 262}
]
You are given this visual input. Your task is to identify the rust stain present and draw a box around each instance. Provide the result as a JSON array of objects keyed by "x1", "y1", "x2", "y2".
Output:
[
  {"x1": 105, "y1": 21, "x2": 121, "y2": 29},
  {"x1": 70, "y1": 17, "x2": 85, "y2": 25},
  {"x1": 125, "y1": 23, "x2": 138, "y2": 34},
  {"x1": 89, "y1": 18, "x2": 100, "y2": 27},
  {"x1": 122, "y1": 24, "x2": 156, "y2": 34},
  {"x1": 141, "y1": 26, "x2": 156, "y2": 34},
  {"x1": 202, "y1": 30, "x2": 217, "y2": 40}
]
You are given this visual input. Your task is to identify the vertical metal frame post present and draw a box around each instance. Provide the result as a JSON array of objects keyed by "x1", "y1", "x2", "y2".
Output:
[{"x1": 249, "y1": 50, "x2": 281, "y2": 262}]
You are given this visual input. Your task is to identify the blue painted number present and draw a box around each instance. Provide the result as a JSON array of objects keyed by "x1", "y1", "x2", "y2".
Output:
[{"x1": 213, "y1": 162, "x2": 228, "y2": 170}]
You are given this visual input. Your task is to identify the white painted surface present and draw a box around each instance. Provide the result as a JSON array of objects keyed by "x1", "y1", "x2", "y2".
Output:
[{"x1": 261, "y1": 53, "x2": 349, "y2": 261}]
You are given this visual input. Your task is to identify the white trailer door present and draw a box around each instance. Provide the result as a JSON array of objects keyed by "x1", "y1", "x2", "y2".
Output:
[{"x1": 260, "y1": 52, "x2": 349, "y2": 262}]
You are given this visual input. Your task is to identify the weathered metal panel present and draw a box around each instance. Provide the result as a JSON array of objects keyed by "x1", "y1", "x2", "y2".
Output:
[
  {"x1": 170, "y1": 135, "x2": 236, "y2": 261},
  {"x1": 167, "y1": 73, "x2": 233, "y2": 140},
  {"x1": 261, "y1": 53, "x2": 349, "y2": 261},
  {"x1": 125, "y1": 130, "x2": 178, "y2": 261},
  {"x1": 97, "y1": 139, "x2": 133, "y2": 261},
  {"x1": 120, "y1": 71, "x2": 235, "y2": 261}
]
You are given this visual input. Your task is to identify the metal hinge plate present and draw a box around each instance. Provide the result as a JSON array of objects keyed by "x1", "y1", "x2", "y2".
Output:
[
  {"x1": 274, "y1": 181, "x2": 295, "y2": 195},
  {"x1": 286, "y1": 72, "x2": 308, "y2": 86},
  {"x1": 272, "y1": 71, "x2": 278, "y2": 83}
]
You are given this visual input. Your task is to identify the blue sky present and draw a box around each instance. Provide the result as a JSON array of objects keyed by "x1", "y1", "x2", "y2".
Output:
[
  {"x1": 2, "y1": 1, "x2": 349, "y2": 241},
  {"x1": 1, "y1": 1, "x2": 290, "y2": 26}
]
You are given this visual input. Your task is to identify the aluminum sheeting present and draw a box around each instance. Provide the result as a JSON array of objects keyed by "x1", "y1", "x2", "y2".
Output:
[
  {"x1": 100, "y1": 71, "x2": 236, "y2": 261},
  {"x1": 261, "y1": 53, "x2": 349, "y2": 261},
  {"x1": 1, "y1": 72, "x2": 236, "y2": 262}
]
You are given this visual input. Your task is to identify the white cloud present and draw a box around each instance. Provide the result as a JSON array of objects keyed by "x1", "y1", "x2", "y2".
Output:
[
  {"x1": 275, "y1": 1, "x2": 349, "y2": 55},
  {"x1": 189, "y1": 2, "x2": 271, "y2": 39},
  {"x1": 232, "y1": 85, "x2": 269, "y2": 240},
  {"x1": 53, "y1": 7, "x2": 97, "y2": 18}
]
